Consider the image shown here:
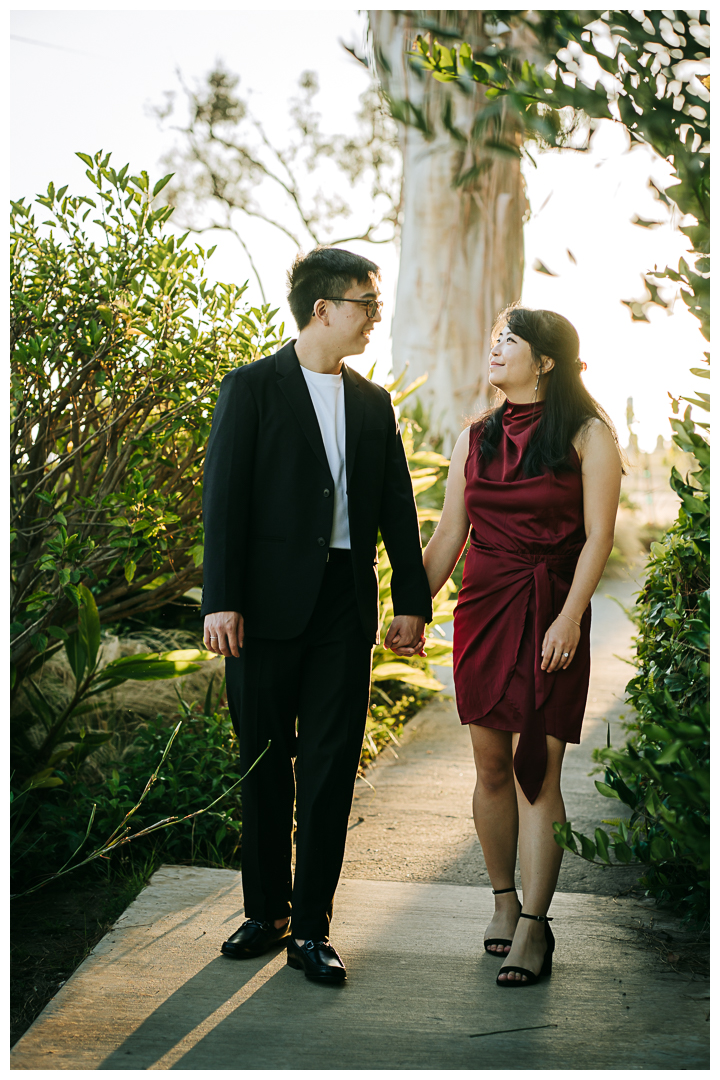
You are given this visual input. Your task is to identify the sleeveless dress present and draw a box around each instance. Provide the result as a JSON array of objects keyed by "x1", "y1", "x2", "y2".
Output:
[{"x1": 453, "y1": 400, "x2": 591, "y2": 804}]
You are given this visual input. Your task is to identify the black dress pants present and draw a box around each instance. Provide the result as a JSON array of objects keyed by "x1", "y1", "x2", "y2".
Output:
[{"x1": 225, "y1": 549, "x2": 373, "y2": 940}]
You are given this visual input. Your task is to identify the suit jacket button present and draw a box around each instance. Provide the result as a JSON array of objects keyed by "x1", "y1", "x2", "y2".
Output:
[
  {"x1": 323, "y1": 488, "x2": 331, "y2": 498},
  {"x1": 317, "y1": 537, "x2": 326, "y2": 547}
]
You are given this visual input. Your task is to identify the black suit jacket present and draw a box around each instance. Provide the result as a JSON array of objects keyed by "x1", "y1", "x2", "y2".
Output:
[{"x1": 200, "y1": 340, "x2": 432, "y2": 643}]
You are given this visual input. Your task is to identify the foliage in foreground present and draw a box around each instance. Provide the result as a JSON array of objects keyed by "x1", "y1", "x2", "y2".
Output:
[
  {"x1": 412, "y1": 9, "x2": 710, "y2": 918},
  {"x1": 11, "y1": 585, "x2": 217, "y2": 789},
  {"x1": 11, "y1": 678, "x2": 246, "y2": 895},
  {"x1": 572, "y1": 404, "x2": 708, "y2": 916},
  {"x1": 10, "y1": 150, "x2": 283, "y2": 687},
  {"x1": 554, "y1": 411, "x2": 709, "y2": 917}
]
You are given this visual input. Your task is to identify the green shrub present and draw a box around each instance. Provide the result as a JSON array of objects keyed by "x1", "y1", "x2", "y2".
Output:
[
  {"x1": 10, "y1": 150, "x2": 283, "y2": 688},
  {"x1": 10, "y1": 583, "x2": 216, "y2": 790},
  {"x1": 553, "y1": 404, "x2": 709, "y2": 919},
  {"x1": 11, "y1": 677, "x2": 244, "y2": 892}
]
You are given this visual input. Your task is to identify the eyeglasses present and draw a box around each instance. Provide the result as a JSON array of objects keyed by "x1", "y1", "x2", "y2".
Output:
[{"x1": 324, "y1": 298, "x2": 383, "y2": 318}]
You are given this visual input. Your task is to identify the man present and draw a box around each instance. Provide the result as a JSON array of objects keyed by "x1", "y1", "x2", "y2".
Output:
[{"x1": 201, "y1": 246, "x2": 431, "y2": 983}]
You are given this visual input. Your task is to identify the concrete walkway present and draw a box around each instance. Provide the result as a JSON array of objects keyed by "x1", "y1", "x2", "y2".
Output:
[{"x1": 11, "y1": 580, "x2": 710, "y2": 1070}]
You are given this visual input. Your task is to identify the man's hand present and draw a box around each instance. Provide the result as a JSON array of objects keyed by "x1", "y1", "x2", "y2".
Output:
[
  {"x1": 204, "y1": 611, "x2": 244, "y2": 658},
  {"x1": 384, "y1": 615, "x2": 426, "y2": 657}
]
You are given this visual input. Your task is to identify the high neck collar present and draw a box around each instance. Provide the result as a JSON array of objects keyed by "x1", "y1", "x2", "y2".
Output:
[
  {"x1": 504, "y1": 398, "x2": 545, "y2": 416},
  {"x1": 502, "y1": 399, "x2": 544, "y2": 440}
]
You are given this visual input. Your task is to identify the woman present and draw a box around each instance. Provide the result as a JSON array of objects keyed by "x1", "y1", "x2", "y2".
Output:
[{"x1": 423, "y1": 305, "x2": 622, "y2": 986}]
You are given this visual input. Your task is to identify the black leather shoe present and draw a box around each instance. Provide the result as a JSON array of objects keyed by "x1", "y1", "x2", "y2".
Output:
[
  {"x1": 221, "y1": 918, "x2": 291, "y2": 959},
  {"x1": 286, "y1": 938, "x2": 347, "y2": 982}
]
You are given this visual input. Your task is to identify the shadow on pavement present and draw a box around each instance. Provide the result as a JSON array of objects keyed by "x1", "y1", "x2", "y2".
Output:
[{"x1": 98, "y1": 948, "x2": 288, "y2": 1070}]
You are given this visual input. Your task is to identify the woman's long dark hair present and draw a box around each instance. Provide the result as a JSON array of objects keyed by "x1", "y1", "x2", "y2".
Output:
[{"x1": 477, "y1": 304, "x2": 625, "y2": 477}]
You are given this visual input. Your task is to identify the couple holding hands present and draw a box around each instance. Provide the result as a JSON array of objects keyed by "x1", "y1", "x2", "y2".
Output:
[{"x1": 201, "y1": 247, "x2": 622, "y2": 988}]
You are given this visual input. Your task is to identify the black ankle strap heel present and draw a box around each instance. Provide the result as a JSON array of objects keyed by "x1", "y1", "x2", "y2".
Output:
[
  {"x1": 496, "y1": 912, "x2": 555, "y2": 987},
  {"x1": 484, "y1": 887, "x2": 521, "y2": 957}
]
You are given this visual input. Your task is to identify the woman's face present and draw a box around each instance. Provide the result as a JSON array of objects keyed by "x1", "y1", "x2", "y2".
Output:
[{"x1": 488, "y1": 325, "x2": 540, "y2": 400}]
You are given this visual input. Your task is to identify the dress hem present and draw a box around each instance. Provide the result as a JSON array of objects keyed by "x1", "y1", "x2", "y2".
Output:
[{"x1": 459, "y1": 713, "x2": 582, "y2": 746}]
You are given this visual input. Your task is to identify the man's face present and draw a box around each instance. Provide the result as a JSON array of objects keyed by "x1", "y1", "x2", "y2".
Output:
[{"x1": 324, "y1": 276, "x2": 382, "y2": 357}]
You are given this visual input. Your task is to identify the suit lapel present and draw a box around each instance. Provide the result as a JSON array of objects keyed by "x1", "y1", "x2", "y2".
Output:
[
  {"x1": 343, "y1": 364, "x2": 365, "y2": 483},
  {"x1": 275, "y1": 342, "x2": 330, "y2": 473}
]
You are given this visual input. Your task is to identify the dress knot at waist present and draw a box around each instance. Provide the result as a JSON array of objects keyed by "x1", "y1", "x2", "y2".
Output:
[
  {"x1": 467, "y1": 542, "x2": 582, "y2": 715},
  {"x1": 469, "y1": 541, "x2": 582, "y2": 573}
]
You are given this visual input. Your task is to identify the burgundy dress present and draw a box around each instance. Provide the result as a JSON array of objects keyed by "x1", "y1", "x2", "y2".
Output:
[{"x1": 453, "y1": 400, "x2": 591, "y2": 804}]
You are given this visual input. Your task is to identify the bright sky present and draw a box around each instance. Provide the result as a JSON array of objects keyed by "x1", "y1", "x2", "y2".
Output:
[{"x1": 10, "y1": 6, "x2": 706, "y2": 451}]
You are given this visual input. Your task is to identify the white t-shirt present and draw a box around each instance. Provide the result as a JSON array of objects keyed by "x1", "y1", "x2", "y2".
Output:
[{"x1": 300, "y1": 365, "x2": 351, "y2": 549}]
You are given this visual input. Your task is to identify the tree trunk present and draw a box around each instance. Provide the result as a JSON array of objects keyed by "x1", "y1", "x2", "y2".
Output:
[{"x1": 369, "y1": 10, "x2": 528, "y2": 445}]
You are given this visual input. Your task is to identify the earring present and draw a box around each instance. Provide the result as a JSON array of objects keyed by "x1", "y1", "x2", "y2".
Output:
[{"x1": 534, "y1": 371, "x2": 541, "y2": 400}]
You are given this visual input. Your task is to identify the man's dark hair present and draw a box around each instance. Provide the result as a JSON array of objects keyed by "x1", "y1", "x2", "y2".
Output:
[{"x1": 287, "y1": 247, "x2": 380, "y2": 330}]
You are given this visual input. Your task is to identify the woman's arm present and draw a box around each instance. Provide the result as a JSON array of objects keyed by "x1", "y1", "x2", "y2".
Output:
[
  {"x1": 541, "y1": 419, "x2": 622, "y2": 672},
  {"x1": 423, "y1": 426, "x2": 472, "y2": 597}
]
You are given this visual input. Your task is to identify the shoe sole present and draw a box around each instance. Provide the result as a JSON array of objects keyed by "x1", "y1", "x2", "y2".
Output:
[{"x1": 287, "y1": 956, "x2": 346, "y2": 981}]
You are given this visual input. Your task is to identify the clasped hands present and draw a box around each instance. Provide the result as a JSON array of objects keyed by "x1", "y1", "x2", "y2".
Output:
[
  {"x1": 383, "y1": 615, "x2": 426, "y2": 657},
  {"x1": 203, "y1": 611, "x2": 426, "y2": 658}
]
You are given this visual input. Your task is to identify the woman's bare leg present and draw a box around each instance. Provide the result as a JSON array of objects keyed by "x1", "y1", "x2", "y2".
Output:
[
  {"x1": 468, "y1": 724, "x2": 522, "y2": 954},
  {"x1": 498, "y1": 732, "x2": 567, "y2": 982}
]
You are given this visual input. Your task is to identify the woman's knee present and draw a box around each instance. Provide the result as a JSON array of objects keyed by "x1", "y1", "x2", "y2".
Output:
[
  {"x1": 469, "y1": 726, "x2": 514, "y2": 792},
  {"x1": 474, "y1": 751, "x2": 514, "y2": 793}
]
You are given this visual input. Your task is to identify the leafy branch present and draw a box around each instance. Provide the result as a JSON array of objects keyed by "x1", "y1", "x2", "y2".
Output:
[
  {"x1": 11, "y1": 722, "x2": 271, "y2": 899},
  {"x1": 151, "y1": 63, "x2": 403, "y2": 279},
  {"x1": 410, "y1": 10, "x2": 709, "y2": 328},
  {"x1": 10, "y1": 149, "x2": 286, "y2": 684}
]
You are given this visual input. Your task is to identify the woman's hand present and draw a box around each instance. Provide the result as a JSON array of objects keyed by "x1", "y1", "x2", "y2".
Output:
[{"x1": 541, "y1": 615, "x2": 581, "y2": 672}]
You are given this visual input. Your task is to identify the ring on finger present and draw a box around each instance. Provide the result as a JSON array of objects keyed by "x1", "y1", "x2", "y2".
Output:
[{"x1": 563, "y1": 651, "x2": 570, "y2": 658}]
